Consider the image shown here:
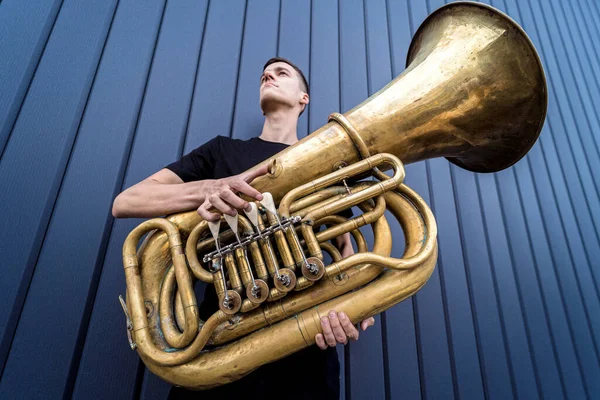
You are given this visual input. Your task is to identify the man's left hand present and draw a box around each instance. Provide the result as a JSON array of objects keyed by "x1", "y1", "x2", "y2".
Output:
[
  {"x1": 315, "y1": 311, "x2": 375, "y2": 350},
  {"x1": 314, "y1": 232, "x2": 375, "y2": 349}
]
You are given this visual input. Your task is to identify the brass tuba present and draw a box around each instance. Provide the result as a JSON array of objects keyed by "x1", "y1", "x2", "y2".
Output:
[{"x1": 119, "y1": 2, "x2": 547, "y2": 390}]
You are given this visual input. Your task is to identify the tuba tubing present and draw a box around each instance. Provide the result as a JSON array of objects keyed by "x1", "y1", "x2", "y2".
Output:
[{"x1": 139, "y1": 184, "x2": 437, "y2": 389}]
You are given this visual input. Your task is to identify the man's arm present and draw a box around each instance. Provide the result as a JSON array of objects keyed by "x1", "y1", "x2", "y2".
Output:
[
  {"x1": 112, "y1": 169, "x2": 207, "y2": 218},
  {"x1": 334, "y1": 232, "x2": 354, "y2": 258},
  {"x1": 112, "y1": 165, "x2": 268, "y2": 219}
]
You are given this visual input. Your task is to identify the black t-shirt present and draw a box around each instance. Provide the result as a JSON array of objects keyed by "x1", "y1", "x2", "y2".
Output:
[{"x1": 165, "y1": 136, "x2": 340, "y2": 400}]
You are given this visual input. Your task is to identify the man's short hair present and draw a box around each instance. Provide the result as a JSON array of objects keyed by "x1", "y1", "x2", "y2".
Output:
[{"x1": 263, "y1": 57, "x2": 309, "y2": 95}]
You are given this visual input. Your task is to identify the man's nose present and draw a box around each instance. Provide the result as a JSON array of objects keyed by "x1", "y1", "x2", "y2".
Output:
[{"x1": 264, "y1": 71, "x2": 275, "y2": 82}]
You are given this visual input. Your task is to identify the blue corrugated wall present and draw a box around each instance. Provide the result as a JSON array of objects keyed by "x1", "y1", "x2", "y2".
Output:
[{"x1": 1, "y1": 0, "x2": 599, "y2": 398}]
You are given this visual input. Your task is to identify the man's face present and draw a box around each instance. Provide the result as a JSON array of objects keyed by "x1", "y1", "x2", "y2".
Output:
[{"x1": 259, "y1": 61, "x2": 308, "y2": 115}]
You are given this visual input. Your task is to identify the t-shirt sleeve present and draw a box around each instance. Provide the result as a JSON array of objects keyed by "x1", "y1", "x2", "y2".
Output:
[{"x1": 165, "y1": 136, "x2": 221, "y2": 182}]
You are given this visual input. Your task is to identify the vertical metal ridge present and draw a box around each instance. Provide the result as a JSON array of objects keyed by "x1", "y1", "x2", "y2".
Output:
[
  {"x1": 227, "y1": 0, "x2": 249, "y2": 140},
  {"x1": 384, "y1": 0, "x2": 394, "y2": 77},
  {"x1": 132, "y1": 358, "x2": 146, "y2": 400},
  {"x1": 425, "y1": 139, "x2": 460, "y2": 400},
  {"x1": 380, "y1": 312, "x2": 391, "y2": 400},
  {"x1": 362, "y1": 0, "x2": 371, "y2": 96},
  {"x1": 344, "y1": 345, "x2": 352, "y2": 400},
  {"x1": 275, "y1": 0, "x2": 282, "y2": 56},
  {"x1": 180, "y1": 0, "x2": 211, "y2": 158},
  {"x1": 337, "y1": 0, "x2": 342, "y2": 113},
  {"x1": 407, "y1": 0, "x2": 414, "y2": 35},
  {"x1": 0, "y1": 0, "x2": 66, "y2": 160},
  {"x1": 0, "y1": 0, "x2": 121, "y2": 382},
  {"x1": 307, "y1": 0, "x2": 313, "y2": 133},
  {"x1": 449, "y1": 165, "x2": 491, "y2": 400},
  {"x1": 431, "y1": 251, "x2": 461, "y2": 400},
  {"x1": 412, "y1": 294, "x2": 426, "y2": 400}
]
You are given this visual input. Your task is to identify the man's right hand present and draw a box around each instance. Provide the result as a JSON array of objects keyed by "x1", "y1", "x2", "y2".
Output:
[{"x1": 197, "y1": 164, "x2": 270, "y2": 222}]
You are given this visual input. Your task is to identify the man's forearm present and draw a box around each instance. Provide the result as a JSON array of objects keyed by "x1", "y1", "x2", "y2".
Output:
[
  {"x1": 335, "y1": 232, "x2": 354, "y2": 257},
  {"x1": 112, "y1": 179, "x2": 212, "y2": 218}
]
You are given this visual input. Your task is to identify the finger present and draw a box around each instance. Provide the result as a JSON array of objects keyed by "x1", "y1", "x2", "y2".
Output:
[
  {"x1": 209, "y1": 194, "x2": 237, "y2": 216},
  {"x1": 229, "y1": 179, "x2": 263, "y2": 201},
  {"x1": 241, "y1": 164, "x2": 270, "y2": 183},
  {"x1": 338, "y1": 312, "x2": 359, "y2": 341},
  {"x1": 327, "y1": 311, "x2": 348, "y2": 344},
  {"x1": 315, "y1": 333, "x2": 327, "y2": 350},
  {"x1": 218, "y1": 187, "x2": 249, "y2": 210},
  {"x1": 320, "y1": 316, "x2": 337, "y2": 347},
  {"x1": 360, "y1": 316, "x2": 375, "y2": 331},
  {"x1": 197, "y1": 202, "x2": 220, "y2": 222},
  {"x1": 247, "y1": 164, "x2": 270, "y2": 180}
]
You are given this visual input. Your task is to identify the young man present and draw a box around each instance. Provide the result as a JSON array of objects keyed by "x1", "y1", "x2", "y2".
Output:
[{"x1": 112, "y1": 58, "x2": 374, "y2": 399}]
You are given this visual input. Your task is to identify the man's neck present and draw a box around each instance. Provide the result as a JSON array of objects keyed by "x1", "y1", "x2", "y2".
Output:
[{"x1": 259, "y1": 109, "x2": 300, "y2": 145}]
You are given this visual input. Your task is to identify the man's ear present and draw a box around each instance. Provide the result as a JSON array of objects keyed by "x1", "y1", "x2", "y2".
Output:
[{"x1": 300, "y1": 92, "x2": 309, "y2": 106}]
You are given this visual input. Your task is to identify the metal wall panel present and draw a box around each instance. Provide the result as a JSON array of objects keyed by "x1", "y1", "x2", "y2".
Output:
[
  {"x1": 0, "y1": 0, "x2": 63, "y2": 155},
  {"x1": 0, "y1": 0, "x2": 598, "y2": 398},
  {"x1": 0, "y1": 0, "x2": 120, "y2": 397}
]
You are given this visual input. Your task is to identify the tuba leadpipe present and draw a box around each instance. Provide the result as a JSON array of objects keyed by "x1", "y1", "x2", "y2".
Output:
[{"x1": 120, "y1": 2, "x2": 547, "y2": 390}]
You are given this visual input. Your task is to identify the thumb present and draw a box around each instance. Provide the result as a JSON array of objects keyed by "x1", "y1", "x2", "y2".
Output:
[
  {"x1": 360, "y1": 317, "x2": 375, "y2": 331},
  {"x1": 242, "y1": 164, "x2": 270, "y2": 183}
]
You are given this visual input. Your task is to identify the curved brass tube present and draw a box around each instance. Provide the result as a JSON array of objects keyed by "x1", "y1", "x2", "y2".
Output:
[
  {"x1": 159, "y1": 267, "x2": 196, "y2": 348},
  {"x1": 314, "y1": 215, "x2": 369, "y2": 254},
  {"x1": 186, "y1": 221, "x2": 213, "y2": 283},
  {"x1": 139, "y1": 184, "x2": 436, "y2": 388},
  {"x1": 279, "y1": 153, "x2": 405, "y2": 218},
  {"x1": 124, "y1": 220, "x2": 198, "y2": 338}
]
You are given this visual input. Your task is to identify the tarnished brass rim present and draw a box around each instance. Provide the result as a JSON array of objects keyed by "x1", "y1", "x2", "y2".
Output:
[{"x1": 406, "y1": 1, "x2": 548, "y2": 173}]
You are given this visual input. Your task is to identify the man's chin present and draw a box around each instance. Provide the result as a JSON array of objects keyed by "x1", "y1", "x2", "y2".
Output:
[{"x1": 260, "y1": 97, "x2": 291, "y2": 113}]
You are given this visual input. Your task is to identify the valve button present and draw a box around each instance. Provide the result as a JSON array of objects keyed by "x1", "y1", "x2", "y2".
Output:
[
  {"x1": 247, "y1": 279, "x2": 269, "y2": 304},
  {"x1": 301, "y1": 257, "x2": 325, "y2": 281}
]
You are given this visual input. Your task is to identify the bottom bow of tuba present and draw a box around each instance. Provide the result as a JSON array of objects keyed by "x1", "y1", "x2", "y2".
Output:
[{"x1": 119, "y1": 1, "x2": 546, "y2": 390}]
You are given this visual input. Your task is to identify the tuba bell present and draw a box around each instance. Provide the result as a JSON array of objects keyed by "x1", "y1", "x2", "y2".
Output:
[{"x1": 119, "y1": 2, "x2": 547, "y2": 390}]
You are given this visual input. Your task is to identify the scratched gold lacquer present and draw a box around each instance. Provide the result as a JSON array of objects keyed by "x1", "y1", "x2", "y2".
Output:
[{"x1": 120, "y1": 2, "x2": 547, "y2": 389}]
